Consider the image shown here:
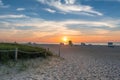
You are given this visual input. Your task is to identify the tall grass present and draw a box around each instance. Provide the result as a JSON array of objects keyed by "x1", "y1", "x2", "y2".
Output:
[{"x1": 0, "y1": 43, "x2": 53, "y2": 63}]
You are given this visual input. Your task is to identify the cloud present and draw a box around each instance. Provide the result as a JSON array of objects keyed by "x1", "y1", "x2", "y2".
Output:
[
  {"x1": 37, "y1": 0, "x2": 103, "y2": 16},
  {"x1": 65, "y1": 0, "x2": 76, "y2": 4},
  {"x1": 63, "y1": 20, "x2": 116, "y2": 28},
  {"x1": 0, "y1": 17, "x2": 81, "y2": 39},
  {"x1": 0, "y1": 0, "x2": 3, "y2": 5},
  {"x1": 0, "y1": 0, "x2": 9, "y2": 8},
  {"x1": 0, "y1": 16, "x2": 120, "y2": 42},
  {"x1": 94, "y1": 29, "x2": 110, "y2": 34},
  {"x1": 1, "y1": 17, "x2": 119, "y2": 34},
  {"x1": 16, "y1": 8, "x2": 25, "y2": 11},
  {"x1": 30, "y1": 12, "x2": 38, "y2": 16},
  {"x1": 0, "y1": 14, "x2": 28, "y2": 19},
  {"x1": 63, "y1": 18, "x2": 120, "y2": 35},
  {"x1": 44, "y1": 8, "x2": 56, "y2": 13}
]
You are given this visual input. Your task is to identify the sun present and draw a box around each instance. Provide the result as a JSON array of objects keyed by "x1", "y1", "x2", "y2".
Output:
[{"x1": 62, "y1": 36, "x2": 68, "y2": 42}]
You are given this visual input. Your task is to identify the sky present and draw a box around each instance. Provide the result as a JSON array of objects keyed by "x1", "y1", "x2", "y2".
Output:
[{"x1": 0, "y1": 0, "x2": 120, "y2": 43}]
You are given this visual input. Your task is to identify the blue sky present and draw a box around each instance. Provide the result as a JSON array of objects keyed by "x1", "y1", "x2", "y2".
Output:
[{"x1": 0, "y1": 0, "x2": 120, "y2": 42}]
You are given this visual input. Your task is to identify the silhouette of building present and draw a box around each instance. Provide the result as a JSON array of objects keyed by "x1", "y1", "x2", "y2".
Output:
[
  {"x1": 108, "y1": 42, "x2": 114, "y2": 47},
  {"x1": 60, "y1": 42, "x2": 64, "y2": 45},
  {"x1": 81, "y1": 42, "x2": 86, "y2": 46}
]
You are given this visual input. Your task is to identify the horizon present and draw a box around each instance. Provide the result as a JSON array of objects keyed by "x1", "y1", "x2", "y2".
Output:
[
  {"x1": 0, "y1": 0, "x2": 120, "y2": 43},
  {"x1": 0, "y1": 41, "x2": 120, "y2": 45}
]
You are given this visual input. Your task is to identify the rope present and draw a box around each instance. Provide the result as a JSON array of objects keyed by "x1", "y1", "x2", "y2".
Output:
[
  {"x1": 0, "y1": 50, "x2": 41, "y2": 54},
  {"x1": 18, "y1": 50, "x2": 41, "y2": 54},
  {"x1": 0, "y1": 50, "x2": 15, "y2": 52}
]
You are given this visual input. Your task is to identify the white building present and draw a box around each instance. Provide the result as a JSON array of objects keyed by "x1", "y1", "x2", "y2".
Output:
[{"x1": 108, "y1": 42, "x2": 114, "y2": 47}]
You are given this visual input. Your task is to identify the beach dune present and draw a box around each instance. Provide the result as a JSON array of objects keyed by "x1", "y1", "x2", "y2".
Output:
[{"x1": 1, "y1": 44, "x2": 120, "y2": 80}]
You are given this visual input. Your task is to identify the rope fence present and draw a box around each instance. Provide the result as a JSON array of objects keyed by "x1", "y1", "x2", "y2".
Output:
[
  {"x1": 0, "y1": 48, "x2": 48, "y2": 61},
  {"x1": 0, "y1": 50, "x2": 15, "y2": 52},
  {"x1": 18, "y1": 50, "x2": 41, "y2": 54}
]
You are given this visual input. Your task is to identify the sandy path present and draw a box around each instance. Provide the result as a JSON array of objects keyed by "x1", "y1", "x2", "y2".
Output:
[{"x1": 1, "y1": 45, "x2": 120, "y2": 80}]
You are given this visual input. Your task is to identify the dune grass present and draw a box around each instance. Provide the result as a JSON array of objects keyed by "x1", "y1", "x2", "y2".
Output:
[{"x1": 0, "y1": 43, "x2": 53, "y2": 63}]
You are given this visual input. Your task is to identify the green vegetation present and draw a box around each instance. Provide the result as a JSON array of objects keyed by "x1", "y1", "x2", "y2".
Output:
[{"x1": 0, "y1": 43, "x2": 53, "y2": 63}]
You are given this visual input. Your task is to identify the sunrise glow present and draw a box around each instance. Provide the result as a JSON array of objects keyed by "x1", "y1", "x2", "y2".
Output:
[
  {"x1": 62, "y1": 36, "x2": 68, "y2": 42},
  {"x1": 0, "y1": 0, "x2": 120, "y2": 43}
]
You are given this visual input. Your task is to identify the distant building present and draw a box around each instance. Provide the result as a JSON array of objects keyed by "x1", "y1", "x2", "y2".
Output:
[
  {"x1": 88, "y1": 44, "x2": 92, "y2": 46},
  {"x1": 14, "y1": 41, "x2": 17, "y2": 44},
  {"x1": 81, "y1": 42, "x2": 86, "y2": 46},
  {"x1": 108, "y1": 42, "x2": 114, "y2": 47},
  {"x1": 33, "y1": 42, "x2": 37, "y2": 45},
  {"x1": 68, "y1": 40, "x2": 73, "y2": 46},
  {"x1": 60, "y1": 42, "x2": 64, "y2": 46}
]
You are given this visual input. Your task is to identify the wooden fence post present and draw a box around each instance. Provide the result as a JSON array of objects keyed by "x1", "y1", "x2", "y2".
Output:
[
  {"x1": 15, "y1": 48, "x2": 18, "y2": 61},
  {"x1": 44, "y1": 49, "x2": 46, "y2": 57},
  {"x1": 47, "y1": 48, "x2": 49, "y2": 51},
  {"x1": 59, "y1": 45, "x2": 60, "y2": 57}
]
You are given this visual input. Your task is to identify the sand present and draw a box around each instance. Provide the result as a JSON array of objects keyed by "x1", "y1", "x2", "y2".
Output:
[{"x1": 0, "y1": 45, "x2": 120, "y2": 80}]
